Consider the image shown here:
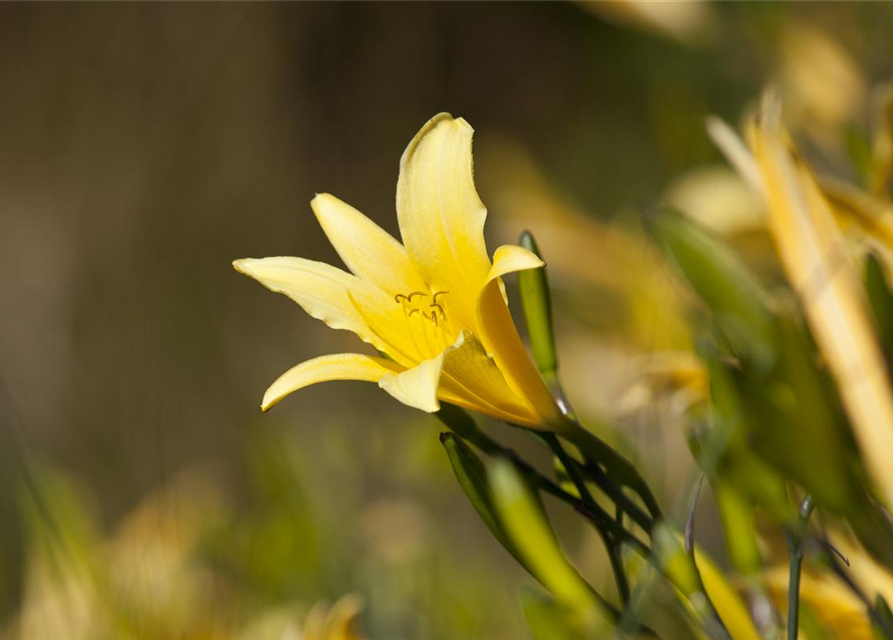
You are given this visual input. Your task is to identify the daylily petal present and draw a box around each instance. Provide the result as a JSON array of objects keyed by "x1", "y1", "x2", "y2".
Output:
[
  {"x1": 261, "y1": 353, "x2": 403, "y2": 411},
  {"x1": 378, "y1": 331, "x2": 539, "y2": 424},
  {"x1": 706, "y1": 116, "x2": 767, "y2": 199},
  {"x1": 311, "y1": 193, "x2": 427, "y2": 295},
  {"x1": 234, "y1": 257, "x2": 416, "y2": 365},
  {"x1": 378, "y1": 352, "x2": 446, "y2": 413},
  {"x1": 396, "y1": 113, "x2": 491, "y2": 329},
  {"x1": 233, "y1": 257, "x2": 381, "y2": 341},
  {"x1": 475, "y1": 245, "x2": 560, "y2": 428},
  {"x1": 487, "y1": 244, "x2": 545, "y2": 279},
  {"x1": 439, "y1": 331, "x2": 540, "y2": 426}
]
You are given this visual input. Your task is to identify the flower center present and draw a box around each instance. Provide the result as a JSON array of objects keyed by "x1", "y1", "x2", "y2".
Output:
[{"x1": 395, "y1": 291, "x2": 457, "y2": 360}]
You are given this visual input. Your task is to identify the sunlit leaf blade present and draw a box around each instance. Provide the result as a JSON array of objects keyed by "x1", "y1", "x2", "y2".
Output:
[
  {"x1": 712, "y1": 481, "x2": 762, "y2": 577},
  {"x1": 651, "y1": 523, "x2": 728, "y2": 640},
  {"x1": 487, "y1": 458, "x2": 613, "y2": 634},
  {"x1": 694, "y1": 546, "x2": 762, "y2": 640},
  {"x1": 552, "y1": 455, "x2": 581, "y2": 499},
  {"x1": 439, "y1": 433, "x2": 524, "y2": 567},
  {"x1": 651, "y1": 520, "x2": 760, "y2": 640}
]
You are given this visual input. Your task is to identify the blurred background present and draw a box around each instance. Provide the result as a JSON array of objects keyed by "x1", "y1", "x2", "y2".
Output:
[{"x1": 1, "y1": 2, "x2": 893, "y2": 638}]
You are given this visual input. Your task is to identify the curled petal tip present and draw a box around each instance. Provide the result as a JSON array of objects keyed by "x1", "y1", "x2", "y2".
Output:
[
  {"x1": 232, "y1": 258, "x2": 253, "y2": 275},
  {"x1": 260, "y1": 389, "x2": 276, "y2": 412}
]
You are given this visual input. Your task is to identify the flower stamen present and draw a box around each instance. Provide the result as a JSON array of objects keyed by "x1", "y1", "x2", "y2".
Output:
[{"x1": 395, "y1": 290, "x2": 457, "y2": 358}]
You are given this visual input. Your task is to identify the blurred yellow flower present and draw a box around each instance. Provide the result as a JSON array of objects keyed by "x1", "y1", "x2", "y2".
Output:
[
  {"x1": 300, "y1": 595, "x2": 366, "y2": 640},
  {"x1": 235, "y1": 114, "x2": 559, "y2": 428},
  {"x1": 710, "y1": 95, "x2": 893, "y2": 509},
  {"x1": 778, "y1": 25, "x2": 866, "y2": 148}
]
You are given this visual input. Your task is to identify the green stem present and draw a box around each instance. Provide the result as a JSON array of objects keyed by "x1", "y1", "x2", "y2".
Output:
[
  {"x1": 607, "y1": 542, "x2": 631, "y2": 605},
  {"x1": 438, "y1": 408, "x2": 650, "y2": 555},
  {"x1": 544, "y1": 432, "x2": 632, "y2": 605},
  {"x1": 554, "y1": 415, "x2": 663, "y2": 521},
  {"x1": 784, "y1": 496, "x2": 814, "y2": 640},
  {"x1": 584, "y1": 458, "x2": 655, "y2": 533},
  {"x1": 517, "y1": 422, "x2": 656, "y2": 533},
  {"x1": 784, "y1": 531, "x2": 803, "y2": 640}
]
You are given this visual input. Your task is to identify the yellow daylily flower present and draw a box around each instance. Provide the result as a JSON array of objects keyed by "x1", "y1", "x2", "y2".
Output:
[{"x1": 234, "y1": 114, "x2": 560, "y2": 428}]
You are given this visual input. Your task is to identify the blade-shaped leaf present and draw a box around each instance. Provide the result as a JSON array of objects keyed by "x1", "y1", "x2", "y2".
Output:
[
  {"x1": 488, "y1": 458, "x2": 613, "y2": 634},
  {"x1": 648, "y1": 207, "x2": 776, "y2": 371}
]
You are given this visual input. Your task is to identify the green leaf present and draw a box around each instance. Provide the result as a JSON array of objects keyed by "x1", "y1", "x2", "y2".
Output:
[
  {"x1": 864, "y1": 252, "x2": 893, "y2": 365},
  {"x1": 652, "y1": 522, "x2": 702, "y2": 599},
  {"x1": 520, "y1": 589, "x2": 581, "y2": 640},
  {"x1": 798, "y1": 605, "x2": 833, "y2": 640},
  {"x1": 874, "y1": 594, "x2": 893, "y2": 640},
  {"x1": 712, "y1": 481, "x2": 762, "y2": 577},
  {"x1": 518, "y1": 230, "x2": 558, "y2": 379},
  {"x1": 437, "y1": 402, "x2": 499, "y2": 454},
  {"x1": 845, "y1": 125, "x2": 873, "y2": 187},
  {"x1": 647, "y1": 207, "x2": 776, "y2": 370},
  {"x1": 488, "y1": 458, "x2": 613, "y2": 634},
  {"x1": 651, "y1": 523, "x2": 732, "y2": 640},
  {"x1": 733, "y1": 318, "x2": 859, "y2": 514},
  {"x1": 439, "y1": 433, "x2": 525, "y2": 568},
  {"x1": 552, "y1": 455, "x2": 581, "y2": 499},
  {"x1": 694, "y1": 345, "x2": 792, "y2": 524},
  {"x1": 699, "y1": 318, "x2": 859, "y2": 520}
]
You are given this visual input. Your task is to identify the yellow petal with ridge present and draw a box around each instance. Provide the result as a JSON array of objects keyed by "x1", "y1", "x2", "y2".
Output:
[
  {"x1": 261, "y1": 353, "x2": 403, "y2": 411},
  {"x1": 311, "y1": 193, "x2": 427, "y2": 295},
  {"x1": 396, "y1": 113, "x2": 492, "y2": 330},
  {"x1": 475, "y1": 245, "x2": 560, "y2": 429},
  {"x1": 439, "y1": 332, "x2": 539, "y2": 426},
  {"x1": 234, "y1": 256, "x2": 383, "y2": 342}
]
